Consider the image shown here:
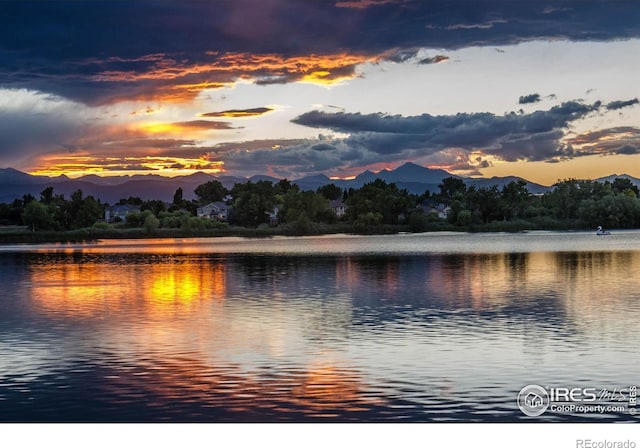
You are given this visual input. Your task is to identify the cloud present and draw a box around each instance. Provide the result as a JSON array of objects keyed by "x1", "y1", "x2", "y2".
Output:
[
  {"x1": 606, "y1": 98, "x2": 639, "y2": 110},
  {"x1": 2, "y1": 1, "x2": 640, "y2": 104},
  {"x1": 518, "y1": 93, "x2": 541, "y2": 104},
  {"x1": 418, "y1": 55, "x2": 450, "y2": 65},
  {"x1": 292, "y1": 101, "x2": 599, "y2": 160},
  {"x1": 278, "y1": 101, "x2": 621, "y2": 173},
  {"x1": 195, "y1": 100, "x2": 615, "y2": 177},
  {"x1": 171, "y1": 120, "x2": 236, "y2": 130},
  {"x1": 201, "y1": 107, "x2": 274, "y2": 118},
  {"x1": 445, "y1": 19, "x2": 508, "y2": 31},
  {"x1": 104, "y1": 164, "x2": 157, "y2": 172},
  {"x1": 564, "y1": 127, "x2": 640, "y2": 157},
  {"x1": 615, "y1": 145, "x2": 640, "y2": 155},
  {"x1": 0, "y1": 89, "x2": 94, "y2": 166}
]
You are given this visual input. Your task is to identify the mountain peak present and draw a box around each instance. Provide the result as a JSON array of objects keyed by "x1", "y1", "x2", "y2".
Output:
[{"x1": 376, "y1": 162, "x2": 455, "y2": 184}]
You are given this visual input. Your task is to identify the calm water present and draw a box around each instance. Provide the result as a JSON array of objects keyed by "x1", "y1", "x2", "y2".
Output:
[{"x1": 1, "y1": 231, "x2": 639, "y2": 422}]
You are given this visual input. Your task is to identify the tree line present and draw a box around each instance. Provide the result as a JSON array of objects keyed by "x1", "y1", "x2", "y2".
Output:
[{"x1": 1, "y1": 176, "x2": 639, "y2": 233}]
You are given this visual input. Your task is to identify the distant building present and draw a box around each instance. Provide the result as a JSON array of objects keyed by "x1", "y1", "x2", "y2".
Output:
[
  {"x1": 105, "y1": 204, "x2": 141, "y2": 223},
  {"x1": 196, "y1": 202, "x2": 229, "y2": 221},
  {"x1": 268, "y1": 205, "x2": 281, "y2": 226},
  {"x1": 417, "y1": 200, "x2": 451, "y2": 219},
  {"x1": 329, "y1": 199, "x2": 347, "y2": 218}
]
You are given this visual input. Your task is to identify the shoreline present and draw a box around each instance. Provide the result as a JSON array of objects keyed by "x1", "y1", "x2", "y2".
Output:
[{"x1": 0, "y1": 221, "x2": 600, "y2": 245}]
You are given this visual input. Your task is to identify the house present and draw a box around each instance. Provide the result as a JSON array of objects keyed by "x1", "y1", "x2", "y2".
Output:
[
  {"x1": 329, "y1": 199, "x2": 347, "y2": 218},
  {"x1": 197, "y1": 202, "x2": 229, "y2": 221},
  {"x1": 268, "y1": 205, "x2": 281, "y2": 226},
  {"x1": 417, "y1": 200, "x2": 451, "y2": 219},
  {"x1": 105, "y1": 204, "x2": 140, "y2": 223}
]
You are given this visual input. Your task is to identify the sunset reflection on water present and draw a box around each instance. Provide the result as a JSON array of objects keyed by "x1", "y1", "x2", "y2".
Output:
[{"x1": 2, "y1": 233, "x2": 640, "y2": 421}]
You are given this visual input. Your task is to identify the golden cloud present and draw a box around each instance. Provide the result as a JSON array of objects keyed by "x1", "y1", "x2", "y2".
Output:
[
  {"x1": 201, "y1": 107, "x2": 274, "y2": 118},
  {"x1": 90, "y1": 52, "x2": 375, "y2": 103},
  {"x1": 28, "y1": 155, "x2": 224, "y2": 178}
]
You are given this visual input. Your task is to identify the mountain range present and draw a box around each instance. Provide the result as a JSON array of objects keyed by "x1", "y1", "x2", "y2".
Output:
[{"x1": 1, "y1": 163, "x2": 639, "y2": 204}]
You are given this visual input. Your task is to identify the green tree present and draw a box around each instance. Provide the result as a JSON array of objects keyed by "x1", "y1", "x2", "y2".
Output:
[
  {"x1": 437, "y1": 177, "x2": 467, "y2": 203},
  {"x1": 467, "y1": 185, "x2": 502, "y2": 223},
  {"x1": 195, "y1": 180, "x2": 227, "y2": 204},
  {"x1": 543, "y1": 179, "x2": 587, "y2": 220},
  {"x1": 611, "y1": 177, "x2": 639, "y2": 197},
  {"x1": 22, "y1": 200, "x2": 53, "y2": 231},
  {"x1": 578, "y1": 194, "x2": 640, "y2": 228},
  {"x1": 172, "y1": 187, "x2": 184, "y2": 207},
  {"x1": 141, "y1": 199, "x2": 166, "y2": 216},
  {"x1": 275, "y1": 179, "x2": 297, "y2": 195},
  {"x1": 282, "y1": 190, "x2": 334, "y2": 225},
  {"x1": 22, "y1": 193, "x2": 36, "y2": 206},
  {"x1": 345, "y1": 179, "x2": 413, "y2": 226},
  {"x1": 456, "y1": 209, "x2": 473, "y2": 226},
  {"x1": 230, "y1": 181, "x2": 277, "y2": 227},
  {"x1": 0, "y1": 199, "x2": 27, "y2": 225},
  {"x1": 117, "y1": 197, "x2": 143, "y2": 206},
  {"x1": 40, "y1": 186, "x2": 55, "y2": 204},
  {"x1": 144, "y1": 213, "x2": 160, "y2": 234},
  {"x1": 353, "y1": 212, "x2": 383, "y2": 232},
  {"x1": 317, "y1": 183, "x2": 342, "y2": 201},
  {"x1": 66, "y1": 189, "x2": 103, "y2": 229},
  {"x1": 501, "y1": 180, "x2": 531, "y2": 220}
]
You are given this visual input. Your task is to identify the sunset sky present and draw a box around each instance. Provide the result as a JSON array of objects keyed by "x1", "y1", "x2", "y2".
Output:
[{"x1": 1, "y1": 0, "x2": 639, "y2": 185}]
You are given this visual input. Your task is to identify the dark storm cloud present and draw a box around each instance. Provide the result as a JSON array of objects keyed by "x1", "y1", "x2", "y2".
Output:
[
  {"x1": 0, "y1": 90, "x2": 90, "y2": 165},
  {"x1": 205, "y1": 100, "x2": 633, "y2": 177},
  {"x1": 606, "y1": 98, "x2": 639, "y2": 110},
  {"x1": 518, "y1": 93, "x2": 541, "y2": 104},
  {"x1": 418, "y1": 55, "x2": 450, "y2": 65},
  {"x1": 220, "y1": 140, "x2": 373, "y2": 178},
  {"x1": 291, "y1": 101, "x2": 603, "y2": 164},
  {"x1": 172, "y1": 120, "x2": 236, "y2": 130},
  {"x1": 201, "y1": 107, "x2": 274, "y2": 118},
  {"x1": 104, "y1": 164, "x2": 157, "y2": 172},
  {"x1": 615, "y1": 145, "x2": 640, "y2": 155},
  {"x1": 1, "y1": 0, "x2": 640, "y2": 104},
  {"x1": 564, "y1": 127, "x2": 640, "y2": 157}
]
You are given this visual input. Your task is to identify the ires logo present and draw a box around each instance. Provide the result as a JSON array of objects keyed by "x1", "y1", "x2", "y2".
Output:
[
  {"x1": 517, "y1": 385, "x2": 636, "y2": 417},
  {"x1": 548, "y1": 387, "x2": 598, "y2": 402}
]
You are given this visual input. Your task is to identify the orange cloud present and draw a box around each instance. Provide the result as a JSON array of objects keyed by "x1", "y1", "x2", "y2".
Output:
[
  {"x1": 28, "y1": 154, "x2": 224, "y2": 178},
  {"x1": 201, "y1": 107, "x2": 274, "y2": 118},
  {"x1": 136, "y1": 120, "x2": 235, "y2": 136},
  {"x1": 90, "y1": 52, "x2": 375, "y2": 104}
]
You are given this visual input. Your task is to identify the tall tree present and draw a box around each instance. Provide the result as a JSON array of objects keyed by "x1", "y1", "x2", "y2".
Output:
[
  {"x1": 317, "y1": 183, "x2": 342, "y2": 201},
  {"x1": 611, "y1": 177, "x2": 639, "y2": 197},
  {"x1": 345, "y1": 179, "x2": 413, "y2": 225},
  {"x1": 40, "y1": 186, "x2": 55, "y2": 204},
  {"x1": 173, "y1": 187, "x2": 184, "y2": 205},
  {"x1": 22, "y1": 201, "x2": 53, "y2": 231},
  {"x1": 501, "y1": 180, "x2": 531, "y2": 220},
  {"x1": 230, "y1": 181, "x2": 277, "y2": 227},
  {"x1": 195, "y1": 180, "x2": 227, "y2": 204},
  {"x1": 437, "y1": 177, "x2": 467, "y2": 203}
]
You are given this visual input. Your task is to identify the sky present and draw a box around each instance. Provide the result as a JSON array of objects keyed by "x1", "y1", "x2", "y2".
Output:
[{"x1": 1, "y1": 0, "x2": 639, "y2": 185}]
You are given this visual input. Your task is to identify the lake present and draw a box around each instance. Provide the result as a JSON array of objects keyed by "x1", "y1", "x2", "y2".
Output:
[{"x1": 1, "y1": 231, "x2": 639, "y2": 422}]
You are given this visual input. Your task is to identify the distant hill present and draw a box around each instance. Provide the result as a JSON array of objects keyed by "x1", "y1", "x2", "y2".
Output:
[
  {"x1": 595, "y1": 174, "x2": 640, "y2": 189},
  {"x1": 292, "y1": 162, "x2": 549, "y2": 195},
  {"x1": 3, "y1": 165, "x2": 639, "y2": 203},
  {"x1": 466, "y1": 176, "x2": 550, "y2": 195}
]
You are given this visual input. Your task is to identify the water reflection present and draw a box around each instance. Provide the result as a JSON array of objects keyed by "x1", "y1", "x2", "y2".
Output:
[{"x1": 1, "y1": 236, "x2": 639, "y2": 422}]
